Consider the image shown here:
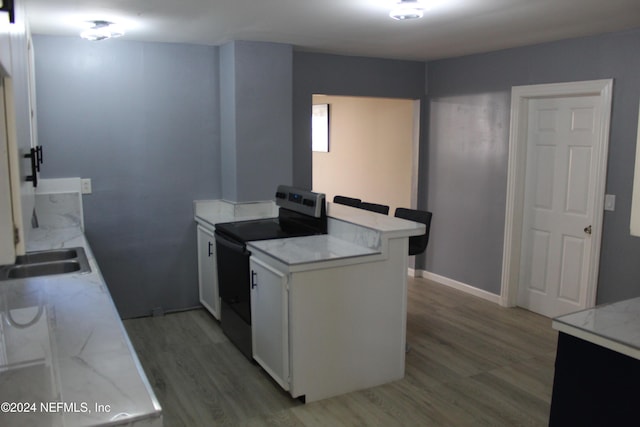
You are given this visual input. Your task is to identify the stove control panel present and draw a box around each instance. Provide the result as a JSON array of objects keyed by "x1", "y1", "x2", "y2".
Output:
[{"x1": 275, "y1": 185, "x2": 326, "y2": 218}]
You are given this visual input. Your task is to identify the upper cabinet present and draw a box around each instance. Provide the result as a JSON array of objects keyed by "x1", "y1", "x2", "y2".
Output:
[
  {"x1": 0, "y1": 78, "x2": 17, "y2": 264},
  {"x1": 0, "y1": 1, "x2": 39, "y2": 263},
  {"x1": 630, "y1": 101, "x2": 640, "y2": 236}
]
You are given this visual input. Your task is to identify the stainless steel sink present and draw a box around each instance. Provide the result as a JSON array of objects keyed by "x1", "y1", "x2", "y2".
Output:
[
  {"x1": 0, "y1": 247, "x2": 91, "y2": 281},
  {"x1": 15, "y1": 248, "x2": 79, "y2": 264}
]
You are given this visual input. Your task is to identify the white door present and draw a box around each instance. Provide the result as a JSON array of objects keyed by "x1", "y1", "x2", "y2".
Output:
[{"x1": 517, "y1": 95, "x2": 603, "y2": 317}]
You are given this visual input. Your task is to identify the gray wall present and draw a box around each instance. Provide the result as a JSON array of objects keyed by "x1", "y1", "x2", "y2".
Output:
[
  {"x1": 220, "y1": 41, "x2": 293, "y2": 202},
  {"x1": 425, "y1": 28, "x2": 640, "y2": 303},
  {"x1": 292, "y1": 52, "x2": 427, "y2": 191},
  {"x1": 32, "y1": 28, "x2": 640, "y2": 318},
  {"x1": 33, "y1": 36, "x2": 220, "y2": 318},
  {"x1": 219, "y1": 42, "x2": 237, "y2": 200}
]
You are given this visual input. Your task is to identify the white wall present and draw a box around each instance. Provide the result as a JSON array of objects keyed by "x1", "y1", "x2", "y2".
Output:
[{"x1": 312, "y1": 95, "x2": 415, "y2": 214}]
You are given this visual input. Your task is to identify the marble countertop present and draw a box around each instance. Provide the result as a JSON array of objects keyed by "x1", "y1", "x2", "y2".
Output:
[
  {"x1": 327, "y1": 203, "x2": 425, "y2": 238},
  {"x1": 552, "y1": 297, "x2": 640, "y2": 360},
  {"x1": 193, "y1": 199, "x2": 277, "y2": 229},
  {"x1": 248, "y1": 235, "x2": 380, "y2": 267},
  {"x1": 0, "y1": 227, "x2": 162, "y2": 426},
  {"x1": 195, "y1": 198, "x2": 425, "y2": 271},
  {"x1": 194, "y1": 200, "x2": 425, "y2": 239}
]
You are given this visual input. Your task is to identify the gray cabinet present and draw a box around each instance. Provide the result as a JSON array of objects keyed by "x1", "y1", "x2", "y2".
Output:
[{"x1": 197, "y1": 225, "x2": 220, "y2": 319}]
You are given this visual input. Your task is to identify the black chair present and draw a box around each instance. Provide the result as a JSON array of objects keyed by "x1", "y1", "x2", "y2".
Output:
[
  {"x1": 394, "y1": 208, "x2": 432, "y2": 256},
  {"x1": 333, "y1": 195, "x2": 362, "y2": 208},
  {"x1": 359, "y1": 202, "x2": 390, "y2": 215}
]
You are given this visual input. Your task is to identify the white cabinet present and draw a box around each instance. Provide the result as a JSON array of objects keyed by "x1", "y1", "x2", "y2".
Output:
[
  {"x1": 0, "y1": 77, "x2": 26, "y2": 264},
  {"x1": 197, "y1": 225, "x2": 220, "y2": 319},
  {"x1": 250, "y1": 257, "x2": 289, "y2": 391},
  {"x1": 0, "y1": 11, "x2": 38, "y2": 263},
  {"x1": 0, "y1": 77, "x2": 16, "y2": 265},
  {"x1": 249, "y1": 235, "x2": 410, "y2": 402}
]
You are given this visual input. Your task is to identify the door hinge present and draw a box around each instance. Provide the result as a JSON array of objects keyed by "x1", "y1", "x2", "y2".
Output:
[{"x1": 13, "y1": 226, "x2": 19, "y2": 245}]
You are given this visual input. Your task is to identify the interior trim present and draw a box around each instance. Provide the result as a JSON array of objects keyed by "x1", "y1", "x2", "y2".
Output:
[
  {"x1": 500, "y1": 79, "x2": 613, "y2": 310},
  {"x1": 414, "y1": 269, "x2": 501, "y2": 304}
]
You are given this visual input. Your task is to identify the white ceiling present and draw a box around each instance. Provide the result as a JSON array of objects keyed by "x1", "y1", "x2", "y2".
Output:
[{"x1": 21, "y1": 0, "x2": 640, "y2": 61}]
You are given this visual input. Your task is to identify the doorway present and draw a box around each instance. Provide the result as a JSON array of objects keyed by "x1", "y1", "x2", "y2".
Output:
[
  {"x1": 311, "y1": 95, "x2": 420, "y2": 213},
  {"x1": 501, "y1": 80, "x2": 613, "y2": 317}
]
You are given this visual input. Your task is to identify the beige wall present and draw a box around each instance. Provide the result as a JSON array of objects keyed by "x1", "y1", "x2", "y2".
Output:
[{"x1": 312, "y1": 95, "x2": 415, "y2": 215}]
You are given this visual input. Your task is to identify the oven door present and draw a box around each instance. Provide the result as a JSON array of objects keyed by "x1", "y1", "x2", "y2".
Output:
[{"x1": 214, "y1": 230, "x2": 251, "y2": 324}]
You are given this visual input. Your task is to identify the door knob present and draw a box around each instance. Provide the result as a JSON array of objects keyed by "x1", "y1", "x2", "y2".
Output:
[{"x1": 584, "y1": 225, "x2": 592, "y2": 235}]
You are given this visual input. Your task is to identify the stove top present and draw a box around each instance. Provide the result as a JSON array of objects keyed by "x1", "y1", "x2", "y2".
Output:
[
  {"x1": 214, "y1": 186, "x2": 328, "y2": 243},
  {"x1": 214, "y1": 217, "x2": 323, "y2": 242}
]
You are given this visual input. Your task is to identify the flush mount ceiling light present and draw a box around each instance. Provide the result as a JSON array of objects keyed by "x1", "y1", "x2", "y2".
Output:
[
  {"x1": 80, "y1": 20, "x2": 125, "y2": 41},
  {"x1": 389, "y1": 0, "x2": 426, "y2": 21}
]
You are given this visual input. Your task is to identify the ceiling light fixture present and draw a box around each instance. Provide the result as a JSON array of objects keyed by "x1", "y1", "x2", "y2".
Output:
[
  {"x1": 80, "y1": 20, "x2": 125, "y2": 41},
  {"x1": 389, "y1": 0, "x2": 425, "y2": 21}
]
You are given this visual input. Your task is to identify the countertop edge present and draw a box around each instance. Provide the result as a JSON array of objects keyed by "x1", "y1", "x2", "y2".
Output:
[
  {"x1": 552, "y1": 320, "x2": 640, "y2": 361},
  {"x1": 84, "y1": 232, "x2": 164, "y2": 418},
  {"x1": 194, "y1": 216, "x2": 217, "y2": 230},
  {"x1": 248, "y1": 239, "x2": 383, "y2": 272}
]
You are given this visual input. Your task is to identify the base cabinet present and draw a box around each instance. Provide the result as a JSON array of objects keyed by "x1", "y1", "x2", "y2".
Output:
[
  {"x1": 197, "y1": 225, "x2": 220, "y2": 319},
  {"x1": 250, "y1": 257, "x2": 289, "y2": 390},
  {"x1": 249, "y1": 237, "x2": 408, "y2": 403},
  {"x1": 549, "y1": 332, "x2": 639, "y2": 426}
]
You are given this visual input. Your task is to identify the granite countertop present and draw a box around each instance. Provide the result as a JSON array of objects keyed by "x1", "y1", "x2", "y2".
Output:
[
  {"x1": 552, "y1": 297, "x2": 640, "y2": 360},
  {"x1": 248, "y1": 234, "x2": 380, "y2": 267},
  {"x1": 0, "y1": 227, "x2": 162, "y2": 426}
]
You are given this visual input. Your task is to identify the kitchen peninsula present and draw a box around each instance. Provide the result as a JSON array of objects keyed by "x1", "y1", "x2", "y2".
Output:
[{"x1": 194, "y1": 198, "x2": 425, "y2": 402}]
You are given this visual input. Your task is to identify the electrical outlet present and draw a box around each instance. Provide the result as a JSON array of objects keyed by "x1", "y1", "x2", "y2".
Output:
[
  {"x1": 81, "y1": 178, "x2": 92, "y2": 194},
  {"x1": 604, "y1": 194, "x2": 615, "y2": 211}
]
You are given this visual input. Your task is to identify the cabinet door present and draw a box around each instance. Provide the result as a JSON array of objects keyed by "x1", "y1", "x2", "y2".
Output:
[
  {"x1": 197, "y1": 225, "x2": 220, "y2": 319},
  {"x1": 250, "y1": 257, "x2": 289, "y2": 391},
  {"x1": 0, "y1": 77, "x2": 17, "y2": 264}
]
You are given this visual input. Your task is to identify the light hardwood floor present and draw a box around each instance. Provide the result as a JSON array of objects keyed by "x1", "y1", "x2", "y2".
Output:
[{"x1": 124, "y1": 277, "x2": 558, "y2": 426}]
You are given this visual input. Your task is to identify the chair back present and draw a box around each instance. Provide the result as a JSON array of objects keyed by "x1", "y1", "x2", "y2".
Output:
[
  {"x1": 394, "y1": 208, "x2": 432, "y2": 256},
  {"x1": 333, "y1": 195, "x2": 362, "y2": 208},
  {"x1": 359, "y1": 202, "x2": 390, "y2": 215}
]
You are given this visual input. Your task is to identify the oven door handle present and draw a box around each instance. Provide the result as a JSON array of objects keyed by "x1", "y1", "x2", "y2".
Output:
[{"x1": 214, "y1": 231, "x2": 250, "y2": 255}]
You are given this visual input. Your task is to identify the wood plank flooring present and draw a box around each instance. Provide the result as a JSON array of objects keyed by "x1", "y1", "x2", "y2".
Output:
[{"x1": 124, "y1": 277, "x2": 558, "y2": 426}]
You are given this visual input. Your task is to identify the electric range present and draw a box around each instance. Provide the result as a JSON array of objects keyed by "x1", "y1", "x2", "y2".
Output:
[{"x1": 214, "y1": 185, "x2": 327, "y2": 359}]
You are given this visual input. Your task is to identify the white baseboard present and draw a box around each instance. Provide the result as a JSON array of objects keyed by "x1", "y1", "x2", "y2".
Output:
[{"x1": 414, "y1": 269, "x2": 501, "y2": 304}]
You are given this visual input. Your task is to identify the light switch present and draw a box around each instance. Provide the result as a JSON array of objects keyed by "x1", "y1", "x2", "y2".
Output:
[
  {"x1": 604, "y1": 194, "x2": 615, "y2": 211},
  {"x1": 81, "y1": 178, "x2": 92, "y2": 194}
]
